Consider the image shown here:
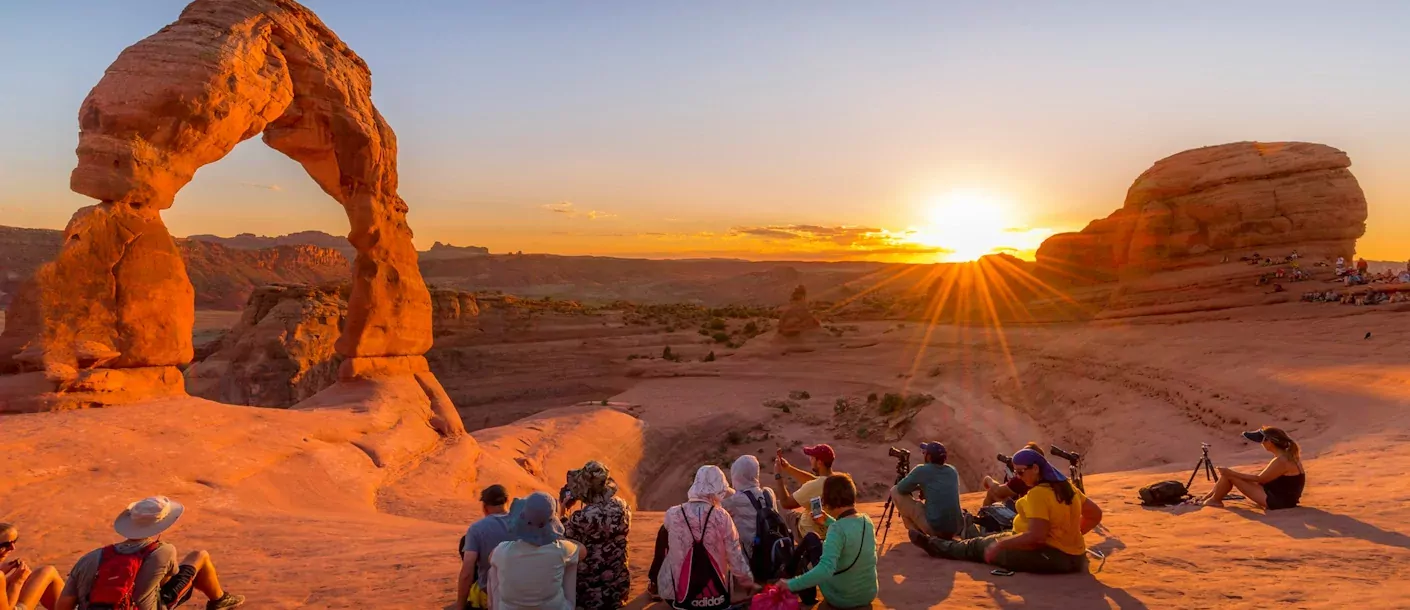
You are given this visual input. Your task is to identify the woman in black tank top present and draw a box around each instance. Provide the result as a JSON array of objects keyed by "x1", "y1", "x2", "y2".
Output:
[{"x1": 1200, "y1": 426, "x2": 1305, "y2": 510}]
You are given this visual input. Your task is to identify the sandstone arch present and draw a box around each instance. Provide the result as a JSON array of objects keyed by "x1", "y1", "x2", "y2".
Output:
[{"x1": 6, "y1": 0, "x2": 463, "y2": 433}]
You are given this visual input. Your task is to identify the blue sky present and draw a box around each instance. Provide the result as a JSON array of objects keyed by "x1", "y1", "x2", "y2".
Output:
[{"x1": 1, "y1": 1, "x2": 1406, "y2": 260}]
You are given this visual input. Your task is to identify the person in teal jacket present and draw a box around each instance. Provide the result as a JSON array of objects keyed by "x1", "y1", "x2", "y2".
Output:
[{"x1": 783, "y1": 474, "x2": 877, "y2": 609}]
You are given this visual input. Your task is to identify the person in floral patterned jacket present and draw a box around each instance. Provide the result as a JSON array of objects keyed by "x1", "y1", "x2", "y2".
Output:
[{"x1": 562, "y1": 461, "x2": 632, "y2": 609}]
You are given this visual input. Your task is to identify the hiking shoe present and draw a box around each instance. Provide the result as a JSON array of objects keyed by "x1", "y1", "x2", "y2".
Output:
[
  {"x1": 909, "y1": 529, "x2": 940, "y2": 557},
  {"x1": 207, "y1": 593, "x2": 245, "y2": 610}
]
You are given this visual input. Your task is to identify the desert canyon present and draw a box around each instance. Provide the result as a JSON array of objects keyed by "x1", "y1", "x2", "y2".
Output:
[{"x1": 2, "y1": 1, "x2": 1410, "y2": 609}]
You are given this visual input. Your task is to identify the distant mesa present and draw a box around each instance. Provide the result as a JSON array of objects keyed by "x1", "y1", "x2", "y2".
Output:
[
  {"x1": 185, "y1": 233, "x2": 492, "y2": 262},
  {"x1": 1036, "y1": 141, "x2": 1367, "y2": 285},
  {"x1": 187, "y1": 231, "x2": 355, "y2": 262},
  {"x1": 420, "y1": 241, "x2": 490, "y2": 260},
  {"x1": 0, "y1": 225, "x2": 350, "y2": 311}
]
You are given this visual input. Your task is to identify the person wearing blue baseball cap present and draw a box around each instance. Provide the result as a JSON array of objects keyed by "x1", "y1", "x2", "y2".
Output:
[
  {"x1": 890, "y1": 441, "x2": 963, "y2": 539},
  {"x1": 910, "y1": 446, "x2": 1103, "y2": 574}
]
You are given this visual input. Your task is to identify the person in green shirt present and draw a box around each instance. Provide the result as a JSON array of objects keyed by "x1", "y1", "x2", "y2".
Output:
[
  {"x1": 782, "y1": 474, "x2": 877, "y2": 610},
  {"x1": 890, "y1": 441, "x2": 963, "y2": 539}
]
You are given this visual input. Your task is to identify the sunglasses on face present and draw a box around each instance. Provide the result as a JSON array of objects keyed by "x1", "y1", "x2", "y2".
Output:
[{"x1": 0, "y1": 538, "x2": 16, "y2": 551}]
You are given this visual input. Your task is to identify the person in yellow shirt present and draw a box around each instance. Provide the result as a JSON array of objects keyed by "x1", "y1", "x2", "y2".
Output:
[{"x1": 909, "y1": 447, "x2": 1102, "y2": 574}]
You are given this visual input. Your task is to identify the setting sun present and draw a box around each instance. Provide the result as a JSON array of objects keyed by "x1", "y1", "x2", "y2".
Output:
[{"x1": 907, "y1": 189, "x2": 1050, "y2": 262}]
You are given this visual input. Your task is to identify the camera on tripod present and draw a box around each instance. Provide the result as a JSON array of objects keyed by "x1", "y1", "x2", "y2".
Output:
[
  {"x1": 1050, "y1": 445, "x2": 1082, "y2": 464},
  {"x1": 887, "y1": 447, "x2": 911, "y2": 477},
  {"x1": 878, "y1": 447, "x2": 912, "y2": 553},
  {"x1": 1049, "y1": 444, "x2": 1086, "y2": 492}
]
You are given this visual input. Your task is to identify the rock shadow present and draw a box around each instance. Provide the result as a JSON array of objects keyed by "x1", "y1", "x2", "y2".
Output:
[
  {"x1": 984, "y1": 571, "x2": 1149, "y2": 610},
  {"x1": 876, "y1": 539, "x2": 957, "y2": 607},
  {"x1": 1229, "y1": 506, "x2": 1410, "y2": 550}
]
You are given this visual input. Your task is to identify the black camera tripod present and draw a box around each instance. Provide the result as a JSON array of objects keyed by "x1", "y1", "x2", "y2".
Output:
[
  {"x1": 1185, "y1": 442, "x2": 1219, "y2": 490},
  {"x1": 877, "y1": 448, "x2": 911, "y2": 554},
  {"x1": 1050, "y1": 445, "x2": 1086, "y2": 493}
]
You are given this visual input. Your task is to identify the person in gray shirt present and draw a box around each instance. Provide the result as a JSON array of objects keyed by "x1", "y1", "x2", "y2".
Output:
[
  {"x1": 55, "y1": 496, "x2": 244, "y2": 610},
  {"x1": 456, "y1": 485, "x2": 515, "y2": 610}
]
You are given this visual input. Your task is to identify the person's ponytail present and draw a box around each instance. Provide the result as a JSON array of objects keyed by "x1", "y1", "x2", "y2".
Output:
[{"x1": 1262, "y1": 426, "x2": 1302, "y2": 469}]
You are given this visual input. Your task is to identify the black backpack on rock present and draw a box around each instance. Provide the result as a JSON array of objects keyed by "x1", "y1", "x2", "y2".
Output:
[
  {"x1": 1139, "y1": 480, "x2": 1190, "y2": 506},
  {"x1": 742, "y1": 490, "x2": 794, "y2": 582}
]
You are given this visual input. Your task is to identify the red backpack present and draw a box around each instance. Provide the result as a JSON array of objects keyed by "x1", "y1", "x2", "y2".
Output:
[{"x1": 89, "y1": 541, "x2": 161, "y2": 609}]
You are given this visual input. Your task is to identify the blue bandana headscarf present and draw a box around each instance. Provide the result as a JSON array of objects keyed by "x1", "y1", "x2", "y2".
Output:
[{"x1": 1012, "y1": 448, "x2": 1067, "y2": 483}]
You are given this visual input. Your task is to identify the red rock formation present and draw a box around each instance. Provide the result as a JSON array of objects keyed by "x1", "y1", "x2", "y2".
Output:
[
  {"x1": 429, "y1": 288, "x2": 480, "y2": 334},
  {"x1": 186, "y1": 284, "x2": 345, "y2": 407},
  {"x1": 186, "y1": 283, "x2": 478, "y2": 409},
  {"x1": 10, "y1": 0, "x2": 459, "y2": 432},
  {"x1": 777, "y1": 285, "x2": 822, "y2": 338},
  {"x1": 1037, "y1": 142, "x2": 1367, "y2": 284}
]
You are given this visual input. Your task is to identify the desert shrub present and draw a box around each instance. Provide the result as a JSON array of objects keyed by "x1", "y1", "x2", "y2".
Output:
[
  {"x1": 712, "y1": 332, "x2": 730, "y2": 343},
  {"x1": 662, "y1": 346, "x2": 674, "y2": 360},
  {"x1": 834, "y1": 397, "x2": 849, "y2": 414},
  {"x1": 879, "y1": 393, "x2": 904, "y2": 415},
  {"x1": 709, "y1": 318, "x2": 727, "y2": 331},
  {"x1": 726, "y1": 430, "x2": 745, "y2": 445},
  {"x1": 744, "y1": 321, "x2": 759, "y2": 335},
  {"x1": 789, "y1": 390, "x2": 811, "y2": 400},
  {"x1": 857, "y1": 427, "x2": 870, "y2": 439},
  {"x1": 600, "y1": 399, "x2": 609, "y2": 406},
  {"x1": 867, "y1": 392, "x2": 878, "y2": 403},
  {"x1": 703, "y1": 351, "x2": 716, "y2": 362},
  {"x1": 763, "y1": 399, "x2": 798, "y2": 414},
  {"x1": 698, "y1": 328, "x2": 710, "y2": 336}
]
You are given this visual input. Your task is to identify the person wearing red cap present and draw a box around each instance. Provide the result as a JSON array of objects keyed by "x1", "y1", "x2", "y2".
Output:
[{"x1": 770, "y1": 444, "x2": 838, "y2": 606}]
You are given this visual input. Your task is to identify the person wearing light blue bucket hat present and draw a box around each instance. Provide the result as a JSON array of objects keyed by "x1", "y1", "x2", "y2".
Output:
[{"x1": 487, "y1": 492, "x2": 583, "y2": 610}]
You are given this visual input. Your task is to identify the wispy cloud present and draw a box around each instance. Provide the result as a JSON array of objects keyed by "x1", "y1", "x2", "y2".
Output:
[
  {"x1": 242, "y1": 182, "x2": 283, "y2": 192},
  {"x1": 542, "y1": 201, "x2": 616, "y2": 220}
]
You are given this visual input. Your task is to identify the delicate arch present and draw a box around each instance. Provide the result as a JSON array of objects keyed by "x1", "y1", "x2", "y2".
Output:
[{"x1": 10, "y1": 0, "x2": 457, "y2": 430}]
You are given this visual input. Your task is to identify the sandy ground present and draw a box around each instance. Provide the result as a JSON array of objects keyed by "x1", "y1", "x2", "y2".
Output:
[{"x1": 3, "y1": 302, "x2": 1409, "y2": 609}]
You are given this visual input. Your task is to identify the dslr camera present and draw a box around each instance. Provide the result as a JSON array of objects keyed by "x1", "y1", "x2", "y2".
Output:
[
  {"x1": 888, "y1": 447, "x2": 911, "y2": 460},
  {"x1": 1050, "y1": 445, "x2": 1082, "y2": 464},
  {"x1": 996, "y1": 453, "x2": 1014, "y2": 468}
]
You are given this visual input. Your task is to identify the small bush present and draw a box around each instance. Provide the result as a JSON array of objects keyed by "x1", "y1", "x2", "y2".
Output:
[
  {"x1": 712, "y1": 332, "x2": 730, "y2": 343},
  {"x1": 834, "y1": 397, "x2": 849, "y2": 414},
  {"x1": 703, "y1": 351, "x2": 716, "y2": 362},
  {"x1": 698, "y1": 328, "x2": 710, "y2": 336},
  {"x1": 857, "y1": 427, "x2": 870, "y2": 439},
  {"x1": 879, "y1": 393, "x2": 904, "y2": 414},
  {"x1": 789, "y1": 390, "x2": 811, "y2": 400},
  {"x1": 867, "y1": 392, "x2": 878, "y2": 403},
  {"x1": 600, "y1": 399, "x2": 609, "y2": 406},
  {"x1": 709, "y1": 318, "x2": 727, "y2": 331},
  {"x1": 662, "y1": 346, "x2": 675, "y2": 360},
  {"x1": 763, "y1": 399, "x2": 798, "y2": 414},
  {"x1": 726, "y1": 430, "x2": 745, "y2": 445},
  {"x1": 744, "y1": 321, "x2": 759, "y2": 335}
]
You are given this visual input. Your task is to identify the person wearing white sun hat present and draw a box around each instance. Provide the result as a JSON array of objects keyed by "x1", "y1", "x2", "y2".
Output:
[{"x1": 54, "y1": 496, "x2": 244, "y2": 610}]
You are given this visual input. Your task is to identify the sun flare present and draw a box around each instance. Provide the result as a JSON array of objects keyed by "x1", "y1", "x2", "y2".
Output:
[{"x1": 907, "y1": 189, "x2": 1028, "y2": 262}]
